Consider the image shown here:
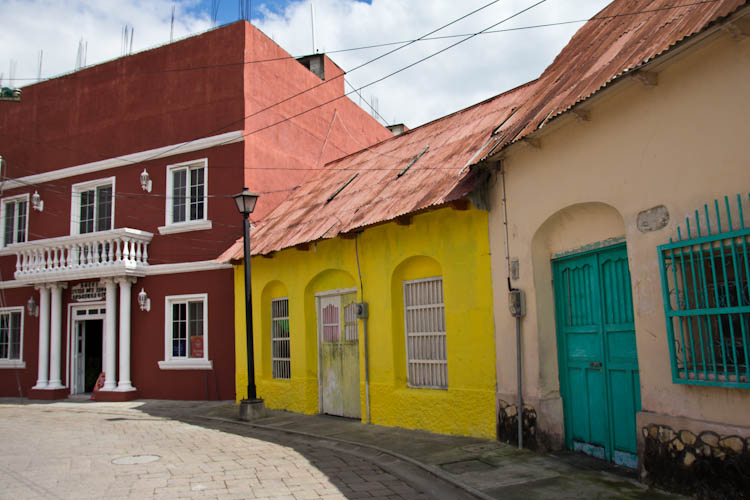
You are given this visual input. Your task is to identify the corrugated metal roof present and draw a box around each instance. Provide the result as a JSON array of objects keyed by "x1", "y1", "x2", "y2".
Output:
[
  {"x1": 219, "y1": 0, "x2": 747, "y2": 262},
  {"x1": 487, "y1": 0, "x2": 747, "y2": 154},
  {"x1": 218, "y1": 81, "x2": 535, "y2": 260}
]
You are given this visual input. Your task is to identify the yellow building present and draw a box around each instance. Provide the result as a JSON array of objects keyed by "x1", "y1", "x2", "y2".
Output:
[{"x1": 220, "y1": 89, "x2": 524, "y2": 438}]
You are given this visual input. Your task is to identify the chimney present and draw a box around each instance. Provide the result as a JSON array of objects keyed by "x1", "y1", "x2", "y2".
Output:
[
  {"x1": 296, "y1": 54, "x2": 325, "y2": 81},
  {"x1": 387, "y1": 124, "x2": 407, "y2": 136}
]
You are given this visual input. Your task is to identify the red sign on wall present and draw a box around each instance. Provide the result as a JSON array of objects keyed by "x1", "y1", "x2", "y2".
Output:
[{"x1": 190, "y1": 336, "x2": 204, "y2": 358}]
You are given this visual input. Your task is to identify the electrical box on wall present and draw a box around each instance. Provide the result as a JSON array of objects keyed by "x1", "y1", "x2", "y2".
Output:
[
  {"x1": 356, "y1": 302, "x2": 369, "y2": 319},
  {"x1": 509, "y1": 290, "x2": 526, "y2": 318}
]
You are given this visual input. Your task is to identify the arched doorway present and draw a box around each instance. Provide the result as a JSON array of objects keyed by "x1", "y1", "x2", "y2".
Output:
[{"x1": 533, "y1": 202, "x2": 640, "y2": 468}]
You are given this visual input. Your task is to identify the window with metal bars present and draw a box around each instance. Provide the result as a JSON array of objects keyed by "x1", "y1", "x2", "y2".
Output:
[
  {"x1": 658, "y1": 194, "x2": 750, "y2": 388},
  {"x1": 403, "y1": 277, "x2": 448, "y2": 389},
  {"x1": 0, "y1": 309, "x2": 22, "y2": 361},
  {"x1": 271, "y1": 298, "x2": 290, "y2": 379},
  {"x1": 1, "y1": 196, "x2": 27, "y2": 246}
]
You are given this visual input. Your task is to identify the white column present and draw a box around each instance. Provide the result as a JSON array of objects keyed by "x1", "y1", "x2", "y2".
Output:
[
  {"x1": 32, "y1": 285, "x2": 51, "y2": 389},
  {"x1": 102, "y1": 279, "x2": 117, "y2": 391},
  {"x1": 116, "y1": 278, "x2": 135, "y2": 391},
  {"x1": 47, "y1": 282, "x2": 67, "y2": 389}
]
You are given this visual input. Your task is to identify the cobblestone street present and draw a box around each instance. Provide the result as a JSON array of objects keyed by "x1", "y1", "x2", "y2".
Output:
[{"x1": 0, "y1": 401, "x2": 457, "y2": 500}]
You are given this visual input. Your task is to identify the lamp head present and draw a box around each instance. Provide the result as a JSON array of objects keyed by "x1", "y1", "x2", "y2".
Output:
[{"x1": 233, "y1": 187, "x2": 260, "y2": 217}]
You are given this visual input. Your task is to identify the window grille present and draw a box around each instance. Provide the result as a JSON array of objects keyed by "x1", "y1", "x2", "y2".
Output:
[
  {"x1": 321, "y1": 302, "x2": 340, "y2": 342},
  {"x1": 343, "y1": 298, "x2": 358, "y2": 341},
  {"x1": 403, "y1": 277, "x2": 448, "y2": 388},
  {"x1": 271, "y1": 298, "x2": 290, "y2": 379},
  {"x1": 658, "y1": 194, "x2": 750, "y2": 388}
]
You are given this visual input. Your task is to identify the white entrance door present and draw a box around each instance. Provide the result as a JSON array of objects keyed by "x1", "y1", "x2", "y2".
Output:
[
  {"x1": 73, "y1": 321, "x2": 86, "y2": 394},
  {"x1": 69, "y1": 305, "x2": 106, "y2": 394},
  {"x1": 318, "y1": 291, "x2": 360, "y2": 418}
]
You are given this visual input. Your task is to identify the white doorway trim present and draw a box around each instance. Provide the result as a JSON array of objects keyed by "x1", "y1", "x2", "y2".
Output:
[{"x1": 66, "y1": 302, "x2": 106, "y2": 395}]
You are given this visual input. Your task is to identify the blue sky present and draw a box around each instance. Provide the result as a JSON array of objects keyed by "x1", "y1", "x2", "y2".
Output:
[{"x1": 192, "y1": 0, "x2": 372, "y2": 25}]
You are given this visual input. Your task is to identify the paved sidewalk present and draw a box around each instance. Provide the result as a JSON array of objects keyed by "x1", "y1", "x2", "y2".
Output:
[
  {"x1": 0, "y1": 399, "x2": 471, "y2": 500},
  {"x1": 181, "y1": 402, "x2": 685, "y2": 500},
  {"x1": 0, "y1": 399, "x2": 686, "y2": 499}
]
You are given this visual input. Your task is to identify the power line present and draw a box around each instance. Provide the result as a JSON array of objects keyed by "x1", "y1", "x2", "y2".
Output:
[
  {"x1": 4, "y1": 0, "x2": 721, "y2": 83},
  {"x1": 0, "y1": 0, "x2": 510, "y2": 179},
  {"x1": 0, "y1": 0, "x2": 720, "y2": 193}
]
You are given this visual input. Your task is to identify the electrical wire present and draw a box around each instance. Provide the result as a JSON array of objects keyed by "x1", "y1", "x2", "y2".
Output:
[
  {"x1": 3, "y1": 0, "x2": 721, "y2": 83},
  {"x1": 1, "y1": 0, "x2": 716, "y2": 183}
]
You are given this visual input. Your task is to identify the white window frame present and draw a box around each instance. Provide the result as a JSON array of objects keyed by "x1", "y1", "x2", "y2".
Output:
[
  {"x1": 1, "y1": 193, "x2": 30, "y2": 247},
  {"x1": 0, "y1": 306, "x2": 25, "y2": 368},
  {"x1": 403, "y1": 276, "x2": 448, "y2": 389},
  {"x1": 271, "y1": 297, "x2": 290, "y2": 379},
  {"x1": 70, "y1": 176, "x2": 116, "y2": 236},
  {"x1": 158, "y1": 158, "x2": 211, "y2": 235},
  {"x1": 159, "y1": 293, "x2": 212, "y2": 370}
]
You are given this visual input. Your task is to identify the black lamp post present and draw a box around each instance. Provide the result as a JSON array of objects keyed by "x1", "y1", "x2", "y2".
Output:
[{"x1": 233, "y1": 188, "x2": 260, "y2": 405}]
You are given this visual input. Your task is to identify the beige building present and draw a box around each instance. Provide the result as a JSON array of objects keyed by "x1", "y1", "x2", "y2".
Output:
[{"x1": 472, "y1": 0, "x2": 750, "y2": 496}]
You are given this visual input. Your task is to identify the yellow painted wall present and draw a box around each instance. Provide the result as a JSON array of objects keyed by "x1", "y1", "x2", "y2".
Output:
[
  {"x1": 486, "y1": 31, "x2": 750, "y2": 443},
  {"x1": 234, "y1": 205, "x2": 497, "y2": 438}
]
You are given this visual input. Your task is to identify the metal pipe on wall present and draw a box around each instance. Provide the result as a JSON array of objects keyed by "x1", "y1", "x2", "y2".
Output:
[{"x1": 501, "y1": 161, "x2": 524, "y2": 449}]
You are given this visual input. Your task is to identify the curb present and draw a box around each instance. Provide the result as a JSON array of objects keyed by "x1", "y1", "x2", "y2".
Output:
[{"x1": 196, "y1": 415, "x2": 496, "y2": 500}]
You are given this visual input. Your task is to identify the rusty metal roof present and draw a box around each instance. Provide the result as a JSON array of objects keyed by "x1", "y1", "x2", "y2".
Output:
[
  {"x1": 219, "y1": 0, "x2": 747, "y2": 262},
  {"x1": 219, "y1": 81, "x2": 535, "y2": 260},
  {"x1": 486, "y1": 0, "x2": 747, "y2": 155}
]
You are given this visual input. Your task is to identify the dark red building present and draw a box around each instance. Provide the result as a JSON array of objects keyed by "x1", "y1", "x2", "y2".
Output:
[{"x1": 0, "y1": 21, "x2": 390, "y2": 401}]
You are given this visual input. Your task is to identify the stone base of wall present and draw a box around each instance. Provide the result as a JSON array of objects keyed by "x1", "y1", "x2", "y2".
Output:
[
  {"x1": 495, "y1": 394, "x2": 564, "y2": 451},
  {"x1": 497, "y1": 400, "x2": 539, "y2": 449},
  {"x1": 638, "y1": 412, "x2": 750, "y2": 499}
]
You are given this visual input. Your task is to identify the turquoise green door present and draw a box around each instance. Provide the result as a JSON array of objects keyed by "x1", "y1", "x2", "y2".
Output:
[{"x1": 553, "y1": 244, "x2": 641, "y2": 468}]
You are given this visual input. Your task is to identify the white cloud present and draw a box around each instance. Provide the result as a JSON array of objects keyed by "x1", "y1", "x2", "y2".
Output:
[
  {"x1": 1, "y1": 0, "x2": 613, "y2": 128},
  {"x1": 253, "y1": 0, "x2": 613, "y2": 127},
  {"x1": 0, "y1": 0, "x2": 211, "y2": 85}
]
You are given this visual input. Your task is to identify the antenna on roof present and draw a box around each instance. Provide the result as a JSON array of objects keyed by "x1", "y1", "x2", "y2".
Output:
[
  {"x1": 74, "y1": 39, "x2": 87, "y2": 70},
  {"x1": 310, "y1": 0, "x2": 317, "y2": 53},
  {"x1": 238, "y1": 0, "x2": 250, "y2": 21},
  {"x1": 211, "y1": 0, "x2": 220, "y2": 27},
  {"x1": 170, "y1": 5, "x2": 176, "y2": 41},
  {"x1": 121, "y1": 25, "x2": 134, "y2": 56},
  {"x1": 8, "y1": 60, "x2": 17, "y2": 85},
  {"x1": 37, "y1": 50, "x2": 43, "y2": 82}
]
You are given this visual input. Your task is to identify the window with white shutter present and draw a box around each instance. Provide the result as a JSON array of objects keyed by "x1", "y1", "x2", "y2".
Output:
[
  {"x1": 403, "y1": 277, "x2": 447, "y2": 388},
  {"x1": 271, "y1": 298, "x2": 290, "y2": 379}
]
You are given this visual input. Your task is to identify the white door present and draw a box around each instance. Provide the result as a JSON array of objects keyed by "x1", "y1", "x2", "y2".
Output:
[
  {"x1": 73, "y1": 321, "x2": 85, "y2": 394},
  {"x1": 318, "y1": 292, "x2": 360, "y2": 418}
]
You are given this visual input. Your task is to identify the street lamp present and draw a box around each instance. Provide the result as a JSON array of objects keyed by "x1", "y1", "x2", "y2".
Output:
[{"x1": 232, "y1": 187, "x2": 264, "y2": 420}]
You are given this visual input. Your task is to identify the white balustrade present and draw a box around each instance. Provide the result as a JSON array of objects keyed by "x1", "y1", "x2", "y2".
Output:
[{"x1": 5, "y1": 228, "x2": 153, "y2": 282}]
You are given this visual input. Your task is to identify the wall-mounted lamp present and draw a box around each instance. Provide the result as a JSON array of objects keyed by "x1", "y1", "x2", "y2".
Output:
[
  {"x1": 31, "y1": 190, "x2": 44, "y2": 211},
  {"x1": 140, "y1": 169, "x2": 152, "y2": 193},
  {"x1": 27, "y1": 296, "x2": 39, "y2": 317},
  {"x1": 137, "y1": 288, "x2": 151, "y2": 312}
]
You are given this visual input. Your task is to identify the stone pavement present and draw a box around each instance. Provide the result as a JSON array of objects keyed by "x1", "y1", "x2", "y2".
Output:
[
  {"x1": 0, "y1": 399, "x2": 472, "y2": 500},
  {"x1": 0, "y1": 399, "x2": 687, "y2": 500}
]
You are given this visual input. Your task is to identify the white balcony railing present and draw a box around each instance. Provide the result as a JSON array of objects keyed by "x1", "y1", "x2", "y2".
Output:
[{"x1": 3, "y1": 228, "x2": 153, "y2": 283}]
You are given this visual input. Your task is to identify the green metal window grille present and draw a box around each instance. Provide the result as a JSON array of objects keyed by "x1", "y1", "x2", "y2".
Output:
[{"x1": 658, "y1": 194, "x2": 750, "y2": 388}]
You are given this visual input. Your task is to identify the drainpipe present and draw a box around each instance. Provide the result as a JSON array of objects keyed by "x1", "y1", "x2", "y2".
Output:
[
  {"x1": 355, "y1": 234, "x2": 371, "y2": 423},
  {"x1": 500, "y1": 161, "x2": 525, "y2": 450}
]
